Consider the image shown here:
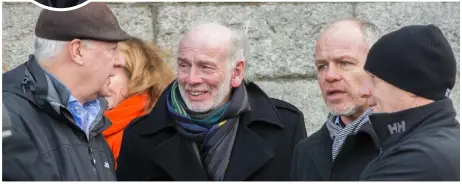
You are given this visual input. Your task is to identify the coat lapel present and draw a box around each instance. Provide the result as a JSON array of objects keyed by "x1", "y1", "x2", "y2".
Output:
[
  {"x1": 139, "y1": 85, "x2": 207, "y2": 181},
  {"x1": 149, "y1": 133, "x2": 208, "y2": 181},
  {"x1": 222, "y1": 82, "x2": 284, "y2": 181},
  {"x1": 224, "y1": 124, "x2": 274, "y2": 181},
  {"x1": 308, "y1": 125, "x2": 333, "y2": 180}
]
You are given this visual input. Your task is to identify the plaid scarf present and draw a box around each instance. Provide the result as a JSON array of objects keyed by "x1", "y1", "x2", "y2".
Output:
[
  {"x1": 167, "y1": 81, "x2": 231, "y2": 143},
  {"x1": 167, "y1": 80, "x2": 251, "y2": 180},
  {"x1": 325, "y1": 108, "x2": 373, "y2": 160}
]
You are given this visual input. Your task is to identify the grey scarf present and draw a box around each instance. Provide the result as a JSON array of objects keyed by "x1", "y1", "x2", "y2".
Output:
[
  {"x1": 189, "y1": 84, "x2": 251, "y2": 181},
  {"x1": 326, "y1": 108, "x2": 372, "y2": 160}
]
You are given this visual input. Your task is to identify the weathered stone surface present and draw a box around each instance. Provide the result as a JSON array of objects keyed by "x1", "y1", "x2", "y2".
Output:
[
  {"x1": 109, "y1": 3, "x2": 154, "y2": 42},
  {"x1": 155, "y1": 2, "x2": 354, "y2": 80},
  {"x1": 254, "y1": 79, "x2": 329, "y2": 135},
  {"x1": 2, "y1": 2, "x2": 40, "y2": 69},
  {"x1": 356, "y1": 2, "x2": 460, "y2": 67}
]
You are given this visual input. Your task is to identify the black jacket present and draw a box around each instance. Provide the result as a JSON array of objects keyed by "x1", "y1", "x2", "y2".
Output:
[
  {"x1": 116, "y1": 81, "x2": 307, "y2": 181},
  {"x1": 35, "y1": 0, "x2": 87, "y2": 8},
  {"x1": 291, "y1": 99, "x2": 459, "y2": 181},
  {"x1": 2, "y1": 56, "x2": 116, "y2": 181}
]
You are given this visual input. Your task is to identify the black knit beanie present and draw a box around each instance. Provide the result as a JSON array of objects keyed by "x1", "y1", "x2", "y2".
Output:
[{"x1": 364, "y1": 24, "x2": 456, "y2": 100}]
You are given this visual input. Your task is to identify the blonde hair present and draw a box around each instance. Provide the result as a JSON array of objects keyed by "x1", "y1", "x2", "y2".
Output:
[{"x1": 119, "y1": 37, "x2": 175, "y2": 112}]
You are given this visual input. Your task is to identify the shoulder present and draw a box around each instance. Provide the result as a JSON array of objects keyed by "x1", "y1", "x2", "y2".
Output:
[
  {"x1": 270, "y1": 98, "x2": 302, "y2": 116},
  {"x1": 3, "y1": 63, "x2": 26, "y2": 86},
  {"x1": 244, "y1": 81, "x2": 301, "y2": 114},
  {"x1": 362, "y1": 145, "x2": 440, "y2": 180},
  {"x1": 296, "y1": 125, "x2": 329, "y2": 151},
  {"x1": 400, "y1": 127, "x2": 459, "y2": 166},
  {"x1": 3, "y1": 91, "x2": 32, "y2": 115},
  {"x1": 245, "y1": 81, "x2": 303, "y2": 125},
  {"x1": 363, "y1": 128, "x2": 460, "y2": 181},
  {"x1": 397, "y1": 126, "x2": 459, "y2": 162},
  {"x1": 124, "y1": 114, "x2": 150, "y2": 134}
]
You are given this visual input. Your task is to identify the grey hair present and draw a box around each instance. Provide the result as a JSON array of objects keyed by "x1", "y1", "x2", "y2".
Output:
[
  {"x1": 225, "y1": 26, "x2": 249, "y2": 71},
  {"x1": 176, "y1": 20, "x2": 250, "y2": 73},
  {"x1": 34, "y1": 37, "x2": 67, "y2": 61},
  {"x1": 327, "y1": 18, "x2": 382, "y2": 48},
  {"x1": 356, "y1": 19, "x2": 382, "y2": 48},
  {"x1": 34, "y1": 37, "x2": 93, "y2": 61}
]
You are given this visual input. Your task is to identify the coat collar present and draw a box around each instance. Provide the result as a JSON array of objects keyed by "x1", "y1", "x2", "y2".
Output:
[
  {"x1": 242, "y1": 81, "x2": 284, "y2": 128},
  {"x1": 369, "y1": 98, "x2": 458, "y2": 149},
  {"x1": 5, "y1": 55, "x2": 111, "y2": 135},
  {"x1": 139, "y1": 80, "x2": 284, "y2": 136},
  {"x1": 305, "y1": 125, "x2": 333, "y2": 180},
  {"x1": 136, "y1": 80, "x2": 284, "y2": 180}
]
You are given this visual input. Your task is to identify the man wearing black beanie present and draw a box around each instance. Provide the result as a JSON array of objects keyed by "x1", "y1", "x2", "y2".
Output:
[{"x1": 359, "y1": 24, "x2": 459, "y2": 181}]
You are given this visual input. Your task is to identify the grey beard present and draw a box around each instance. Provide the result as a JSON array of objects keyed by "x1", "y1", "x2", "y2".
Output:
[{"x1": 329, "y1": 105, "x2": 357, "y2": 117}]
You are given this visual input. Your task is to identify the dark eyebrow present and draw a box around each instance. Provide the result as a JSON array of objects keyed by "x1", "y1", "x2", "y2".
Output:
[
  {"x1": 177, "y1": 57, "x2": 189, "y2": 63},
  {"x1": 315, "y1": 59, "x2": 327, "y2": 65}
]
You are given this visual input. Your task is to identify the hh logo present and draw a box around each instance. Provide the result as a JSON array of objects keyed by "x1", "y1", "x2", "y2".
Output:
[
  {"x1": 388, "y1": 121, "x2": 405, "y2": 135},
  {"x1": 104, "y1": 162, "x2": 110, "y2": 169}
]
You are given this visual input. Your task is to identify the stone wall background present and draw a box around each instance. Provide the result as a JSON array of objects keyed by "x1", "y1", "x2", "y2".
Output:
[{"x1": 3, "y1": 2, "x2": 459, "y2": 135}]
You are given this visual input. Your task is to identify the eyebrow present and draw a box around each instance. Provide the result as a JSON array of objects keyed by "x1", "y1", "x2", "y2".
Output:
[
  {"x1": 197, "y1": 60, "x2": 216, "y2": 67},
  {"x1": 335, "y1": 55, "x2": 357, "y2": 62},
  {"x1": 314, "y1": 58, "x2": 327, "y2": 65},
  {"x1": 177, "y1": 57, "x2": 189, "y2": 63}
]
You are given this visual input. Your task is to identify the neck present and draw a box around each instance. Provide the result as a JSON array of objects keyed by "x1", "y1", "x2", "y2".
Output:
[
  {"x1": 403, "y1": 96, "x2": 434, "y2": 112},
  {"x1": 383, "y1": 93, "x2": 434, "y2": 113},
  {"x1": 39, "y1": 59, "x2": 89, "y2": 104}
]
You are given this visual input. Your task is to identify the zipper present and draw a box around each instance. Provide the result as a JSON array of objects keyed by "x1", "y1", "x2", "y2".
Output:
[
  {"x1": 86, "y1": 123, "x2": 98, "y2": 179},
  {"x1": 21, "y1": 78, "x2": 29, "y2": 93},
  {"x1": 372, "y1": 148, "x2": 383, "y2": 163},
  {"x1": 62, "y1": 106, "x2": 98, "y2": 179},
  {"x1": 88, "y1": 138, "x2": 97, "y2": 175}
]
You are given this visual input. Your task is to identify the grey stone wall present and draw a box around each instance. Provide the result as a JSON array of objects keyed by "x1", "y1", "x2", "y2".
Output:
[{"x1": 3, "y1": 2, "x2": 459, "y2": 135}]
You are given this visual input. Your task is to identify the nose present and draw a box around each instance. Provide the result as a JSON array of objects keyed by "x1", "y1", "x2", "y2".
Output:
[
  {"x1": 186, "y1": 67, "x2": 202, "y2": 86},
  {"x1": 99, "y1": 78, "x2": 111, "y2": 97},
  {"x1": 325, "y1": 65, "x2": 341, "y2": 82},
  {"x1": 113, "y1": 50, "x2": 125, "y2": 68},
  {"x1": 359, "y1": 78, "x2": 377, "y2": 108}
]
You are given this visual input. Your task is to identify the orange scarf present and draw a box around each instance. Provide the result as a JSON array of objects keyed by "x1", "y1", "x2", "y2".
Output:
[{"x1": 103, "y1": 92, "x2": 149, "y2": 167}]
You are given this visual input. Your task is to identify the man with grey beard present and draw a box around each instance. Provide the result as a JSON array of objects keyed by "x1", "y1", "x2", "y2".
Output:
[
  {"x1": 290, "y1": 18, "x2": 382, "y2": 181},
  {"x1": 116, "y1": 22, "x2": 307, "y2": 181}
]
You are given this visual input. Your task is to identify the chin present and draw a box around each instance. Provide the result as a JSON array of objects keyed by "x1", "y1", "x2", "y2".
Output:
[
  {"x1": 185, "y1": 101, "x2": 214, "y2": 113},
  {"x1": 328, "y1": 104, "x2": 356, "y2": 116}
]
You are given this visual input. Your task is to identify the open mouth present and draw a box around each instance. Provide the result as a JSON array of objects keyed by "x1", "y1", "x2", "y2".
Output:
[
  {"x1": 327, "y1": 90, "x2": 345, "y2": 95},
  {"x1": 188, "y1": 91, "x2": 204, "y2": 96},
  {"x1": 185, "y1": 90, "x2": 210, "y2": 101},
  {"x1": 326, "y1": 89, "x2": 346, "y2": 101}
]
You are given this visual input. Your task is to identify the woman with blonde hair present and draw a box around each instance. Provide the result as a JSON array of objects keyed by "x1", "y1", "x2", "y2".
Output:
[{"x1": 101, "y1": 36, "x2": 174, "y2": 164}]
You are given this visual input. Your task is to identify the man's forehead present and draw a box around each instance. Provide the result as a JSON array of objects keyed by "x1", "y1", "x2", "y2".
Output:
[
  {"x1": 317, "y1": 22, "x2": 366, "y2": 47},
  {"x1": 315, "y1": 37, "x2": 368, "y2": 61},
  {"x1": 178, "y1": 46, "x2": 223, "y2": 58},
  {"x1": 315, "y1": 47, "x2": 361, "y2": 59}
]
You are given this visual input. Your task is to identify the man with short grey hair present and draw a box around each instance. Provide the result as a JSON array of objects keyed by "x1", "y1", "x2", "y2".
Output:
[
  {"x1": 3, "y1": 2, "x2": 129, "y2": 180},
  {"x1": 116, "y1": 22, "x2": 307, "y2": 181},
  {"x1": 290, "y1": 18, "x2": 382, "y2": 181}
]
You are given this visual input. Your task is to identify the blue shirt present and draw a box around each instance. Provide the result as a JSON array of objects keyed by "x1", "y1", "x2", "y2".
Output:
[
  {"x1": 68, "y1": 96, "x2": 101, "y2": 135},
  {"x1": 42, "y1": 70, "x2": 101, "y2": 135}
]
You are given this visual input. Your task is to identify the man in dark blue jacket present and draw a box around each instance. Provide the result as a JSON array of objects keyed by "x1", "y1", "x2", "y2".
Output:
[
  {"x1": 359, "y1": 24, "x2": 459, "y2": 181},
  {"x1": 2, "y1": 2, "x2": 130, "y2": 180}
]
